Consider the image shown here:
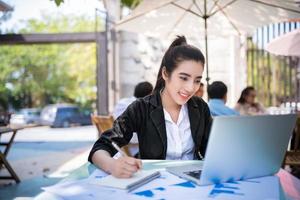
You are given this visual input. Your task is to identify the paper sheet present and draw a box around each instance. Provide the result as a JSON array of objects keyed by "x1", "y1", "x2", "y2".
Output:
[
  {"x1": 43, "y1": 169, "x2": 280, "y2": 200},
  {"x1": 89, "y1": 169, "x2": 160, "y2": 190}
]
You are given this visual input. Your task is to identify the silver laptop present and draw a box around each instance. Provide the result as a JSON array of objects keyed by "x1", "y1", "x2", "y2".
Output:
[{"x1": 166, "y1": 114, "x2": 297, "y2": 185}]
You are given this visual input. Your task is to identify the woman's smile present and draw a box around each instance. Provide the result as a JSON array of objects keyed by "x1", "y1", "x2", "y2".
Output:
[{"x1": 178, "y1": 91, "x2": 191, "y2": 100}]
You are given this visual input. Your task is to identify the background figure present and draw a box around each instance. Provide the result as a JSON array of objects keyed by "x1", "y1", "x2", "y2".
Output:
[
  {"x1": 113, "y1": 81, "x2": 153, "y2": 119},
  {"x1": 207, "y1": 81, "x2": 239, "y2": 116},
  {"x1": 112, "y1": 81, "x2": 153, "y2": 155},
  {"x1": 235, "y1": 86, "x2": 266, "y2": 115},
  {"x1": 194, "y1": 83, "x2": 204, "y2": 98}
]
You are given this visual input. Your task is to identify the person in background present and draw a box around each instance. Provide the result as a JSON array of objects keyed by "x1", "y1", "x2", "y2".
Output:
[
  {"x1": 207, "y1": 81, "x2": 239, "y2": 116},
  {"x1": 194, "y1": 83, "x2": 204, "y2": 98},
  {"x1": 113, "y1": 81, "x2": 153, "y2": 157},
  {"x1": 234, "y1": 86, "x2": 266, "y2": 115},
  {"x1": 88, "y1": 36, "x2": 212, "y2": 178},
  {"x1": 113, "y1": 81, "x2": 153, "y2": 119}
]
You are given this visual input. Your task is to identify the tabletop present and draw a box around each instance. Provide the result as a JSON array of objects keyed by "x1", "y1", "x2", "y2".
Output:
[{"x1": 35, "y1": 160, "x2": 300, "y2": 200}]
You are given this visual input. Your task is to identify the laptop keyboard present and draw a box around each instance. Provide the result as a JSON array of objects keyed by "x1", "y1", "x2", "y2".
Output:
[{"x1": 183, "y1": 170, "x2": 202, "y2": 179}]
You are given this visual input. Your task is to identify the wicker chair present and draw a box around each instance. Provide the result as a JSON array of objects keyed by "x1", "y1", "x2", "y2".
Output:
[{"x1": 91, "y1": 115, "x2": 114, "y2": 137}]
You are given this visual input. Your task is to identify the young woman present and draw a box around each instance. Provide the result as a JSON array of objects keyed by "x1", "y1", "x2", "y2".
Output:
[
  {"x1": 88, "y1": 36, "x2": 212, "y2": 178},
  {"x1": 235, "y1": 86, "x2": 266, "y2": 115}
]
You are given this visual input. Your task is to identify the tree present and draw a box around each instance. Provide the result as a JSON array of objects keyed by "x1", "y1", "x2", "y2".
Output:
[
  {"x1": 120, "y1": 0, "x2": 142, "y2": 9},
  {"x1": 53, "y1": 0, "x2": 141, "y2": 9},
  {"x1": 53, "y1": 0, "x2": 64, "y2": 6},
  {"x1": 0, "y1": 14, "x2": 98, "y2": 110}
]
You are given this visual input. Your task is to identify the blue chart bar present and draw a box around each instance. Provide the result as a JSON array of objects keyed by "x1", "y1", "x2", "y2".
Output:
[
  {"x1": 134, "y1": 187, "x2": 166, "y2": 198},
  {"x1": 134, "y1": 190, "x2": 155, "y2": 198},
  {"x1": 215, "y1": 183, "x2": 239, "y2": 190},
  {"x1": 134, "y1": 179, "x2": 264, "y2": 198},
  {"x1": 155, "y1": 187, "x2": 166, "y2": 191},
  {"x1": 173, "y1": 181, "x2": 196, "y2": 188},
  {"x1": 209, "y1": 183, "x2": 244, "y2": 198},
  {"x1": 227, "y1": 180, "x2": 239, "y2": 184}
]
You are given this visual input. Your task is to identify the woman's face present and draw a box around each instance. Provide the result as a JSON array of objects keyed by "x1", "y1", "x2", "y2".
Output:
[
  {"x1": 245, "y1": 90, "x2": 256, "y2": 104},
  {"x1": 163, "y1": 60, "x2": 204, "y2": 105}
]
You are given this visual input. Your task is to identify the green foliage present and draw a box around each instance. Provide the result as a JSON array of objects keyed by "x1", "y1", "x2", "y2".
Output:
[
  {"x1": 52, "y1": 0, "x2": 64, "y2": 7},
  {"x1": 121, "y1": 0, "x2": 142, "y2": 8},
  {"x1": 20, "y1": 14, "x2": 96, "y2": 33},
  {"x1": 0, "y1": 15, "x2": 98, "y2": 110},
  {"x1": 51, "y1": 0, "x2": 142, "y2": 9},
  {"x1": 52, "y1": 0, "x2": 141, "y2": 9}
]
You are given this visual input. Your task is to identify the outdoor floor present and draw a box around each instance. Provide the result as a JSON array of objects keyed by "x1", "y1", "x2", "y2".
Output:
[{"x1": 0, "y1": 125, "x2": 98, "y2": 200}]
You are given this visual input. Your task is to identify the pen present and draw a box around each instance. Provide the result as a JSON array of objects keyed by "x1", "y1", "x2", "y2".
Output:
[
  {"x1": 112, "y1": 141, "x2": 142, "y2": 170},
  {"x1": 198, "y1": 151, "x2": 204, "y2": 160},
  {"x1": 111, "y1": 141, "x2": 128, "y2": 157}
]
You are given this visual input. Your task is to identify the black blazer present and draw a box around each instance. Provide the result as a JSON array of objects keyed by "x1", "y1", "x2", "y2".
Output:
[{"x1": 88, "y1": 90, "x2": 212, "y2": 162}]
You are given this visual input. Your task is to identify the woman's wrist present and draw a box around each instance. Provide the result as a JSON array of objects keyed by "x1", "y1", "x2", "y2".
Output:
[{"x1": 102, "y1": 156, "x2": 115, "y2": 174}]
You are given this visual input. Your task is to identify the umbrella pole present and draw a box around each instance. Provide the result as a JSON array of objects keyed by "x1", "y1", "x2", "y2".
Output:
[
  {"x1": 204, "y1": 17, "x2": 209, "y2": 86},
  {"x1": 204, "y1": 0, "x2": 210, "y2": 86}
]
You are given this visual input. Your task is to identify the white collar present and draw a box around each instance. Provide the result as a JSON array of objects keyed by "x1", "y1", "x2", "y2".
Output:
[{"x1": 163, "y1": 104, "x2": 188, "y2": 125}]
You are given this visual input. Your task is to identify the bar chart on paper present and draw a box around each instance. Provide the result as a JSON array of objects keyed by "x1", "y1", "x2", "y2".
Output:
[
  {"x1": 42, "y1": 169, "x2": 280, "y2": 200},
  {"x1": 131, "y1": 171, "x2": 280, "y2": 200}
]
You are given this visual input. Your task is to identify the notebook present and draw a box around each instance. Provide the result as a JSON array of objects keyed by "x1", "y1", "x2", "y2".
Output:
[{"x1": 91, "y1": 170, "x2": 161, "y2": 191}]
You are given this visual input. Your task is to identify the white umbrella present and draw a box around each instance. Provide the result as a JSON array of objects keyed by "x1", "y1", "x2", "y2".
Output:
[
  {"x1": 115, "y1": 0, "x2": 300, "y2": 84},
  {"x1": 265, "y1": 28, "x2": 300, "y2": 56}
]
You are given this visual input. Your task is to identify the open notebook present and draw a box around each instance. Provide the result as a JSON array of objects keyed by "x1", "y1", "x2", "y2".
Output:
[{"x1": 91, "y1": 170, "x2": 161, "y2": 191}]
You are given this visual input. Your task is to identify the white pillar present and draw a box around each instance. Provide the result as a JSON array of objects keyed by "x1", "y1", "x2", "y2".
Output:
[{"x1": 104, "y1": 0, "x2": 120, "y2": 113}]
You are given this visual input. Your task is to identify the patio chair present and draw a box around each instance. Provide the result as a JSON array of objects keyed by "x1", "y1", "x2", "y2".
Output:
[
  {"x1": 283, "y1": 116, "x2": 300, "y2": 167},
  {"x1": 91, "y1": 114, "x2": 114, "y2": 137},
  {"x1": 0, "y1": 127, "x2": 21, "y2": 183},
  {"x1": 90, "y1": 114, "x2": 138, "y2": 157}
]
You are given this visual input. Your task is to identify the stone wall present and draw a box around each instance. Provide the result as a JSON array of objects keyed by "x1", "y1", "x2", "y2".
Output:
[{"x1": 118, "y1": 31, "x2": 165, "y2": 98}]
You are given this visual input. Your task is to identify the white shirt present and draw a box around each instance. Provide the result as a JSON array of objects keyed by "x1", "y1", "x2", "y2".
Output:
[
  {"x1": 113, "y1": 97, "x2": 136, "y2": 119},
  {"x1": 113, "y1": 96, "x2": 138, "y2": 145},
  {"x1": 164, "y1": 104, "x2": 195, "y2": 160}
]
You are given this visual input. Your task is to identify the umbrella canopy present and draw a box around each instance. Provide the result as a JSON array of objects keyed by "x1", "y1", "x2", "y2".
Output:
[
  {"x1": 0, "y1": 0, "x2": 13, "y2": 12},
  {"x1": 116, "y1": 0, "x2": 300, "y2": 84},
  {"x1": 265, "y1": 28, "x2": 300, "y2": 56}
]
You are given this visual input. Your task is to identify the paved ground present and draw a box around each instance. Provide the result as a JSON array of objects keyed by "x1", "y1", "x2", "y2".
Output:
[
  {"x1": 0, "y1": 125, "x2": 98, "y2": 200},
  {"x1": 0, "y1": 125, "x2": 98, "y2": 142}
]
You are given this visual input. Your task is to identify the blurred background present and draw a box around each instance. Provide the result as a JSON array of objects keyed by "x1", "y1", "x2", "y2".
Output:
[{"x1": 0, "y1": 0, "x2": 300, "y2": 199}]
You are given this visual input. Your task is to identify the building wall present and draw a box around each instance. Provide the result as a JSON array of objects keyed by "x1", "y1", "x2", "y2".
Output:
[{"x1": 117, "y1": 31, "x2": 164, "y2": 98}]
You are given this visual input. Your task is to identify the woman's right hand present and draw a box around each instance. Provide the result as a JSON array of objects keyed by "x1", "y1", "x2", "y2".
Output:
[{"x1": 109, "y1": 157, "x2": 142, "y2": 178}]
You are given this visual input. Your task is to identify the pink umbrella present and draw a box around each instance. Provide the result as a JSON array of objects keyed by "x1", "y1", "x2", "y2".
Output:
[{"x1": 266, "y1": 28, "x2": 300, "y2": 56}]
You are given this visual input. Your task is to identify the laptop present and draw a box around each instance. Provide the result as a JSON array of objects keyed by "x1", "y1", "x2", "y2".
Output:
[{"x1": 166, "y1": 114, "x2": 297, "y2": 185}]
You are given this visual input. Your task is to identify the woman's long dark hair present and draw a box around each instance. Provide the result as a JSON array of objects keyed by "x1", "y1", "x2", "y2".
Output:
[
  {"x1": 237, "y1": 86, "x2": 255, "y2": 104},
  {"x1": 153, "y1": 36, "x2": 205, "y2": 92}
]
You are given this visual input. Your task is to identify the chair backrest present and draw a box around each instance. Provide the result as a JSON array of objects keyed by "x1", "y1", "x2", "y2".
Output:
[
  {"x1": 293, "y1": 116, "x2": 300, "y2": 150},
  {"x1": 91, "y1": 115, "x2": 114, "y2": 137},
  {"x1": 282, "y1": 115, "x2": 300, "y2": 167},
  {"x1": 91, "y1": 114, "x2": 139, "y2": 157}
]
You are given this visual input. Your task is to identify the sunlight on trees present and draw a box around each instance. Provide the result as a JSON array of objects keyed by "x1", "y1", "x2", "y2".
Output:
[{"x1": 0, "y1": 15, "x2": 98, "y2": 110}]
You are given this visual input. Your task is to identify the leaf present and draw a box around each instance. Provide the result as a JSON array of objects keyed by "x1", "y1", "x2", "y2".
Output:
[{"x1": 54, "y1": 0, "x2": 64, "y2": 7}]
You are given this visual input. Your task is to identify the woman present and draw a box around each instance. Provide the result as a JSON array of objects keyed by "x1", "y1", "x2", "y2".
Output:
[
  {"x1": 235, "y1": 86, "x2": 266, "y2": 115},
  {"x1": 88, "y1": 36, "x2": 212, "y2": 178}
]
